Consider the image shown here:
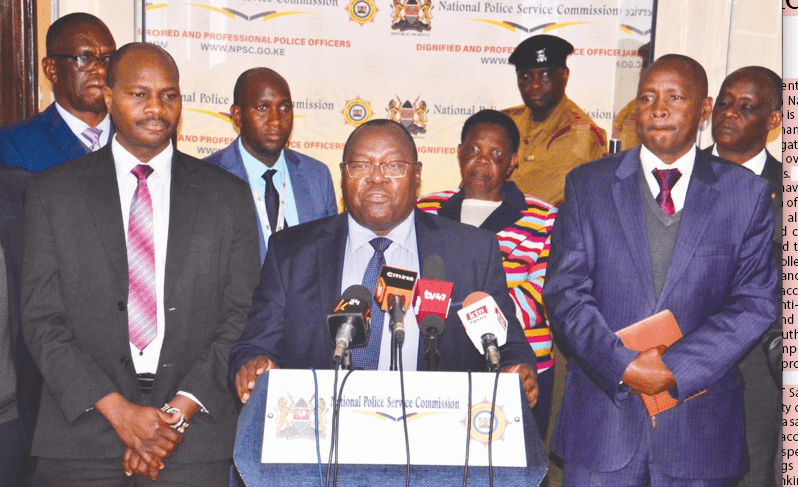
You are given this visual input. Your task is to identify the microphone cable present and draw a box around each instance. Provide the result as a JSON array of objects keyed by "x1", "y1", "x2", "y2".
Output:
[
  {"x1": 462, "y1": 370, "x2": 472, "y2": 487},
  {"x1": 311, "y1": 368, "x2": 324, "y2": 487},
  {"x1": 325, "y1": 359, "x2": 341, "y2": 487},
  {"x1": 398, "y1": 350, "x2": 411, "y2": 487},
  {"x1": 487, "y1": 369, "x2": 501, "y2": 487},
  {"x1": 332, "y1": 368, "x2": 356, "y2": 487}
]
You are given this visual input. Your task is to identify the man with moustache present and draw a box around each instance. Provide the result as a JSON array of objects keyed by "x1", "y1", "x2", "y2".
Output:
[
  {"x1": 229, "y1": 119, "x2": 538, "y2": 413},
  {"x1": 543, "y1": 55, "x2": 777, "y2": 485},
  {"x1": 0, "y1": 13, "x2": 116, "y2": 172},
  {"x1": 22, "y1": 43, "x2": 260, "y2": 485},
  {"x1": 705, "y1": 66, "x2": 782, "y2": 487},
  {"x1": 502, "y1": 34, "x2": 607, "y2": 207},
  {"x1": 206, "y1": 68, "x2": 336, "y2": 261}
]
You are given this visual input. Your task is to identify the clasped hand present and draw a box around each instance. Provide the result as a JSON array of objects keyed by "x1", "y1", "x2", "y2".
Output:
[{"x1": 621, "y1": 345, "x2": 677, "y2": 396}]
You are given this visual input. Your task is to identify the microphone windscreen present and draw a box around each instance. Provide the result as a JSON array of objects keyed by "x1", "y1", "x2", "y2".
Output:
[
  {"x1": 463, "y1": 291, "x2": 489, "y2": 308},
  {"x1": 421, "y1": 254, "x2": 446, "y2": 281},
  {"x1": 419, "y1": 314, "x2": 445, "y2": 336}
]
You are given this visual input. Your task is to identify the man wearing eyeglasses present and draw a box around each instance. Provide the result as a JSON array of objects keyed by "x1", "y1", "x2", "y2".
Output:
[
  {"x1": 0, "y1": 13, "x2": 116, "y2": 173},
  {"x1": 229, "y1": 119, "x2": 538, "y2": 412}
]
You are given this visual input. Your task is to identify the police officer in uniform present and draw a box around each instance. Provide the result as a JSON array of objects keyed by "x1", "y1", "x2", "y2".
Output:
[{"x1": 503, "y1": 35, "x2": 607, "y2": 207}]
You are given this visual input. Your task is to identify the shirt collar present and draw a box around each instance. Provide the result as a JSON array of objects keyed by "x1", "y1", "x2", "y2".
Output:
[
  {"x1": 112, "y1": 135, "x2": 173, "y2": 183},
  {"x1": 640, "y1": 143, "x2": 696, "y2": 182},
  {"x1": 347, "y1": 211, "x2": 416, "y2": 254},
  {"x1": 238, "y1": 138, "x2": 287, "y2": 180},
  {"x1": 711, "y1": 144, "x2": 767, "y2": 176},
  {"x1": 55, "y1": 102, "x2": 111, "y2": 144}
]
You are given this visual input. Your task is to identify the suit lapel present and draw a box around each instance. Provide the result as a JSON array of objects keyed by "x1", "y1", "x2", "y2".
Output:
[
  {"x1": 316, "y1": 214, "x2": 348, "y2": 318},
  {"x1": 79, "y1": 146, "x2": 128, "y2": 293},
  {"x1": 164, "y1": 152, "x2": 203, "y2": 303},
  {"x1": 656, "y1": 151, "x2": 720, "y2": 306},
  {"x1": 42, "y1": 104, "x2": 89, "y2": 160},
  {"x1": 612, "y1": 148, "x2": 656, "y2": 308},
  {"x1": 285, "y1": 150, "x2": 311, "y2": 223}
]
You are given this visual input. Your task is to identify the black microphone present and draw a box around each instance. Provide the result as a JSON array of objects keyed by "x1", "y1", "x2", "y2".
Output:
[
  {"x1": 414, "y1": 255, "x2": 452, "y2": 371},
  {"x1": 326, "y1": 285, "x2": 372, "y2": 363},
  {"x1": 374, "y1": 266, "x2": 417, "y2": 348}
]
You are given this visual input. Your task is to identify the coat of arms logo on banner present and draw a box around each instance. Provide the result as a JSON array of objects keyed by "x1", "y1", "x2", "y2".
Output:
[
  {"x1": 391, "y1": 0, "x2": 433, "y2": 32},
  {"x1": 387, "y1": 96, "x2": 428, "y2": 135},
  {"x1": 270, "y1": 396, "x2": 329, "y2": 440}
]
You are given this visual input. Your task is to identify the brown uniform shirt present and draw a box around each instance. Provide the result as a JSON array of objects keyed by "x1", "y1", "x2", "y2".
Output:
[
  {"x1": 612, "y1": 98, "x2": 640, "y2": 153},
  {"x1": 503, "y1": 96, "x2": 607, "y2": 206}
]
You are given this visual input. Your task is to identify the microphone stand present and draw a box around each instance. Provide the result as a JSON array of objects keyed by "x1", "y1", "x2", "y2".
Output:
[{"x1": 341, "y1": 349, "x2": 352, "y2": 371}]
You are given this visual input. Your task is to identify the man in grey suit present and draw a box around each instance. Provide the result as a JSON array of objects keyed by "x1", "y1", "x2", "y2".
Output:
[
  {"x1": 22, "y1": 43, "x2": 260, "y2": 485},
  {"x1": 205, "y1": 68, "x2": 337, "y2": 262}
]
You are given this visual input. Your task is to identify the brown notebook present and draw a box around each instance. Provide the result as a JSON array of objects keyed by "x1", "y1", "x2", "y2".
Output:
[{"x1": 616, "y1": 310, "x2": 682, "y2": 417}]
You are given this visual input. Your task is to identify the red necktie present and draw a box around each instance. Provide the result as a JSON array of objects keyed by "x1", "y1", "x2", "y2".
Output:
[
  {"x1": 128, "y1": 164, "x2": 157, "y2": 351},
  {"x1": 652, "y1": 168, "x2": 682, "y2": 216}
]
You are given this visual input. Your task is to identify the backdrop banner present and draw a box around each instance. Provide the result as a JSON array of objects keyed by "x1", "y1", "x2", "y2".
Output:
[{"x1": 138, "y1": 0, "x2": 652, "y2": 195}]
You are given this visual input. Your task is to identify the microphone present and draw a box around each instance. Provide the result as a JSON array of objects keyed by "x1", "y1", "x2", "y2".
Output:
[
  {"x1": 374, "y1": 266, "x2": 417, "y2": 347},
  {"x1": 457, "y1": 291, "x2": 508, "y2": 371},
  {"x1": 327, "y1": 285, "x2": 372, "y2": 363},
  {"x1": 413, "y1": 255, "x2": 453, "y2": 371}
]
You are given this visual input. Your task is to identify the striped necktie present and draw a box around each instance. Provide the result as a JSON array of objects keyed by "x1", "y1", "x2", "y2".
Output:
[
  {"x1": 82, "y1": 127, "x2": 102, "y2": 151},
  {"x1": 652, "y1": 168, "x2": 681, "y2": 216},
  {"x1": 351, "y1": 237, "x2": 392, "y2": 370},
  {"x1": 128, "y1": 164, "x2": 157, "y2": 352}
]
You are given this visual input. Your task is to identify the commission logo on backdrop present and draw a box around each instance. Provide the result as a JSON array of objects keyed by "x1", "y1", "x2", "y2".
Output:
[{"x1": 387, "y1": 96, "x2": 429, "y2": 135}]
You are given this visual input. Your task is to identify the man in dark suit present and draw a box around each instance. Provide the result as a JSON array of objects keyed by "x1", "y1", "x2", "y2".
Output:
[
  {"x1": 543, "y1": 55, "x2": 777, "y2": 485},
  {"x1": 205, "y1": 68, "x2": 337, "y2": 262},
  {"x1": 229, "y1": 119, "x2": 538, "y2": 410},
  {"x1": 0, "y1": 165, "x2": 35, "y2": 486},
  {"x1": 22, "y1": 43, "x2": 260, "y2": 485},
  {"x1": 0, "y1": 13, "x2": 116, "y2": 172},
  {"x1": 705, "y1": 66, "x2": 782, "y2": 487}
]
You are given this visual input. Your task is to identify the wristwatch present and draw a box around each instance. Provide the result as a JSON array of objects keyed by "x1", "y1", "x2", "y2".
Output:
[{"x1": 161, "y1": 403, "x2": 189, "y2": 433}]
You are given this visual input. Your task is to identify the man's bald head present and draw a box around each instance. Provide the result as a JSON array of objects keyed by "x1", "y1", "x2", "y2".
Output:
[
  {"x1": 106, "y1": 43, "x2": 179, "y2": 89},
  {"x1": 723, "y1": 66, "x2": 782, "y2": 111},
  {"x1": 233, "y1": 68, "x2": 289, "y2": 106},
  {"x1": 643, "y1": 54, "x2": 708, "y2": 100}
]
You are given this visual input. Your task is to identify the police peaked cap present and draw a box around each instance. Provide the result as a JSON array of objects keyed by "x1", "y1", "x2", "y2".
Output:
[{"x1": 509, "y1": 35, "x2": 574, "y2": 70}]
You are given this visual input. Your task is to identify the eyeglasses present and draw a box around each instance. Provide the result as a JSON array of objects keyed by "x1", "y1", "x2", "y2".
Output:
[
  {"x1": 342, "y1": 161, "x2": 417, "y2": 179},
  {"x1": 49, "y1": 54, "x2": 113, "y2": 71}
]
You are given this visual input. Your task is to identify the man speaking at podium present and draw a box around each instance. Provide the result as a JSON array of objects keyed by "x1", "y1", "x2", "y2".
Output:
[{"x1": 229, "y1": 119, "x2": 538, "y2": 409}]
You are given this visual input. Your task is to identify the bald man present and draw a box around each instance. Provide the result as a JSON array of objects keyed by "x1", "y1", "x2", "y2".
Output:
[
  {"x1": 705, "y1": 66, "x2": 782, "y2": 487},
  {"x1": 0, "y1": 13, "x2": 116, "y2": 172},
  {"x1": 544, "y1": 55, "x2": 777, "y2": 485},
  {"x1": 22, "y1": 43, "x2": 260, "y2": 485},
  {"x1": 206, "y1": 68, "x2": 336, "y2": 262}
]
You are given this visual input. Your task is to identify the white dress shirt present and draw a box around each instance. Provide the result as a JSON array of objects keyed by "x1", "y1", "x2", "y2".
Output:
[
  {"x1": 113, "y1": 137, "x2": 205, "y2": 410},
  {"x1": 639, "y1": 144, "x2": 696, "y2": 213},
  {"x1": 341, "y1": 212, "x2": 420, "y2": 371},
  {"x1": 711, "y1": 144, "x2": 767, "y2": 176},
  {"x1": 55, "y1": 102, "x2": 112, "y2": 150}
]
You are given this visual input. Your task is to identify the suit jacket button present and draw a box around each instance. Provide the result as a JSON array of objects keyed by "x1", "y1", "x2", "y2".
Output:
[
  {"x1": 117, "y1": 302, "x2": 126, "y2": 311},
  {"x1": 120, "y1": 357, "x2": 131, "y2": 366}
]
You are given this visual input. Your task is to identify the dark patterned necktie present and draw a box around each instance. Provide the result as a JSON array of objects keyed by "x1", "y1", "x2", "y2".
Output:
[
  {"x1": 351, "y1": 237, "x2": 392, "y2": 370},
  {"x1": 128, "y1": 164, "x2": 157, "y2": 351},
  {"x1": 652, "y1": 168, "x2": 682, "y2": 216},
  {"x1": 263, "y1": 169, "x2": 280, "y2": 231}
]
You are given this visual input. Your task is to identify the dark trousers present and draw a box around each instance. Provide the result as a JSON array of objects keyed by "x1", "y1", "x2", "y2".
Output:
[
  {"x1": 33, "y1": 457, "x2": 230, "y2": 487},
  {"x1": 532, "y1": 367, "x2": 554, "y2": 441},
  {"x1": 0, "y1": 417, "x2": 33, "y2": 487}
]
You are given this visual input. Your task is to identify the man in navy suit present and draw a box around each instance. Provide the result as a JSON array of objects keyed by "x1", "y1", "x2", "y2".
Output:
[
  {"x1": 229, "y1": 119, "x2": 538, "y2": 410},
  {"x1": 543, "y1": 55, "x2": 777, "y2": 485},
  {"x1": 705, "y1": 66, "x2": 782, "y2": 487},
  {"x1": 205, "y1": 68, "x2": 336, "y2": 262},
  {"x1": 0, "y1": 13, "x2": 116, "y2": 172}
]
